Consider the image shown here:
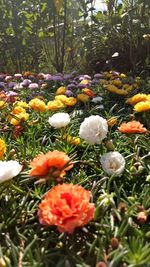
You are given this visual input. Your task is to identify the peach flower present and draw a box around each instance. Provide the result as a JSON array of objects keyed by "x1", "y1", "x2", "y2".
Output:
[
  {"x1": 38, "y1": 183, "x2": 95, "y2": 233},
  {"x1": 29, "y1": 150, "x2": 73, "y2": 180},
  {"x1": 118, "y1": 120, "x2": 147, "y2": 134}
]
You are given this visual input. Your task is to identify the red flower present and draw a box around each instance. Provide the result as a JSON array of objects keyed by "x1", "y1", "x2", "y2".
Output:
[{"x1": 38, "y1": 183, "x2": 95, "y2": 233}]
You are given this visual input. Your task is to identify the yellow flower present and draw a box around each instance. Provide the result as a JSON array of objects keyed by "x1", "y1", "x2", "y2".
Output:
[
  {"x1": 63, "y1": 134, "x2": 80, "y2": 145},
  {"x1": 106, "y1": 85, "x2": 128, "y2": 95},
  {"x1": 0, "y1": 101, "x2": 7, "y2": 109},
  {"x1": 146, "y1": 95, "x2": 150, "y2": 101},
  {"x1": 55, "y1": 95, "x2": 68, "y2": 103},
  {"x1": 12, "y1": 106, "x2": 26, "y2": 115},
  {"x1": 126, "y1": 94, "x2": 148, "y2": 105},
  {"x1": 15, "y1": 101, "x2": 29, "y2": 109},
  {"x1": 80, "y1": 79, "x2": 89, "y2": 85},
  {"x1": 55, "y1": 95, "x2": 77, "y2": 106},
  {"x1": 47, "y1": 100, "x2": 65, "y2": 111},
  {"x1": 0, "y1": 139, "x2": 6, "y2": 159},
  {"x1": 63, "y1": 134, "x2": 72, "y2": 143},
  {"x1": 29, "y1": 98, "x2": 46, "y2": 112},
  {"x1": 113, "y1": 79, "x2": 122, "y2": 87},
  {"x1": 71, "y1": 137, "x2": 80, "y2": 145},
  {"x1": 56, "y1": 86, "x2": 66, "y2": 95},
  {"x1": 77, "y1": 93, "x2": 89, "y2": 102},
  {"x1": 10, "y1": 113, "x2": 29, "y2": 125},
  {"x1": 65, "y1": 97, "x2": 77, "y2": 106},
  {"x1": 134, "y1": 101, "x2": 150, "y2": 112}
]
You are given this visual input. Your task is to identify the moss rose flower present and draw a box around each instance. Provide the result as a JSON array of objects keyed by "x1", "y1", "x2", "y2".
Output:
[
  {"x1": 0, "y1": 160, "x2": 22, "y2": 183},
  {"x1": 38, "y1": 183, "x2": 95, "y2": 233},
  {"x1": 48, "y1": 112, "x2": 70, "y2": 128},
  {"x1": 100, "y1": 152, "x2": 125, "y2": 176},
  {"x1": 79, "y1": 115, "x2": 108, "y2": 144},
  {"x1": 118, "y1": 120, "x2": 147, "y2": 134},
  {"x1": 29, "y1": 150, "x2": 73, "y2": 180}
]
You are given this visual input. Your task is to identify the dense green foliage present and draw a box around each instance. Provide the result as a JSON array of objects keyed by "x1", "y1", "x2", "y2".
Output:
[{"x1": 0, "y1": 0, "x2": 150, "y2": 74}]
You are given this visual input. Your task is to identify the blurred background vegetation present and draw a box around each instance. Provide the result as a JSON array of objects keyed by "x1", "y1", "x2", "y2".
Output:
[{"x1": 0, "y1": 0, "x2": 150, "y2": 75}]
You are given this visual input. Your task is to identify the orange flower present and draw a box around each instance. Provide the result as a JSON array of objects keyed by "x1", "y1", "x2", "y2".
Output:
[
  {"x1": 38, "y1": 183, "x2": 95, "y2": 233},
  {"x1": 82, "y1": 88, "x2": 96, "y2": 97},
  {"x1": 23, "y1": 71, "x2": 34, "y2": 78},
  {"x1": 118, "y1": 121, "x2": 147, "y2": 134},
  {"x1": 29, "y1": 150, "x2": 73, "y2": 180}
]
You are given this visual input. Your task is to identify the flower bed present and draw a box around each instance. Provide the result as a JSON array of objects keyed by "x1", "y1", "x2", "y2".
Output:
[{"x1": 0, "y1": 71, "x2": 150, "y2": 266}]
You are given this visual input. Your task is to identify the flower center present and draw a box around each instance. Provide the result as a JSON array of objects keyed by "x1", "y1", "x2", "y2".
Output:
[{"x1": 109, "y1": 161, "x2": 119, "y2": 171}]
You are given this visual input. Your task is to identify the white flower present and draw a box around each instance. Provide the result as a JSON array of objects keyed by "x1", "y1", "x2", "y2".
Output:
[
  {"x1": 48, "y1": 112, "x2": 70, "y2": 128},
  {"x1": 91, "y1": 96, "x2": 103, "y2": 103},
  {"x1": 29, "y1": 83, "x2": 39, "y2": 89},
  {"x1": 100, "y1": 152, "x2": 125, "y2": 176},
  {"x1": 0, "y1": 161, "x2": 22, "y2": 184},
  {"x1": 79, "y1": 115, "x2": 108, "y2": 144}
]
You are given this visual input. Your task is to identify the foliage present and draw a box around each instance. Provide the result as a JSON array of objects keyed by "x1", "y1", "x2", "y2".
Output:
[{"x1": 0, "y1": 0, "x2": 149, "y2": 74}]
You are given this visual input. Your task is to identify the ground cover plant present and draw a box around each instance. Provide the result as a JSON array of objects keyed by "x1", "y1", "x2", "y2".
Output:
[{"x1": 0, "y1": 70, "x2": 150, "y2": 267}]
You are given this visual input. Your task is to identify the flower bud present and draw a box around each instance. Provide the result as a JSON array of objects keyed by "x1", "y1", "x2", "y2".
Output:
[
  {"x1": 8, "y1": 149, "x2": 16, "y2": 158},
  {"x1": 137, "y1": 211, "x2": 147, "y2": 224},
  {"x1": 107, "y1": 117, "x2": 117, "y2": 127},
  {"x1": 105, "y1": 140, "x2": 115, "y2": 151},
  {"x1": 130, "y1": 166, "x2": 137, "y2": 174},
  {"x1": 110, "y1": 237, "x2": 119, "y2": 249}
]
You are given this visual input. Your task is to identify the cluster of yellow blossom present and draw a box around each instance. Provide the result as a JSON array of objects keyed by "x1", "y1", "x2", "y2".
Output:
[
  {"x1": 100, "y1": 71, "x2": 140, "y2": 95},
  {"x1": 47, "y1": 95, "x2": 77, "y2": 111},
  {"x1": 29, "y1": 98, "x2": 46, "y2": 112},
  {"x1": 126, "y1": 93, "x2": 150, "y2": 112},
  {"x1": 0, "y1": 138, "x2": 6, "y2": 159},
  {"x1": 56, "y1": 86, "x2": 66, "y2": 95},
  {"x1": 10, "y1": 101, "x2": 29, "y2": 125},
  {"x1": 28, "y1": 95, "x2": 77, "y2": 112},
  {"x1": 106, "y1": 84, "x2": 128, "y2": 95}
]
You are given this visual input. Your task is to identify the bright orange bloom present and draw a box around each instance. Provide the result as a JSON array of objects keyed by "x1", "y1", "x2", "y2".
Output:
[
  {"x1": 29, "y1": 150, "x2": 73, "y2": 179},
  {"x1": 118, "y1": 120, "x2": 147, "y2": 134},
  {"x1": 82, "y1": 88, "x2": 96, "y2": 97},
  {"x1": 38, "y1": 183, "x2": 95, "y2": 233}
]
